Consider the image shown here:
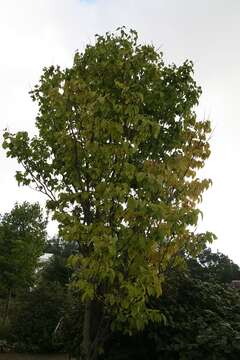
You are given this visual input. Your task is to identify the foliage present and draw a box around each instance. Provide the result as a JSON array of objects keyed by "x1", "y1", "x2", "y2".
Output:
[
  {"x1": 57, "y1": 292, "x2": 84, "y2": 358},
  {"x1": 3, "y1": 28, "x2": 214, "y2": 358},
  {"x1": 188, "y1": 247, "x2": 240, "y2": 283},
  {"x1": 103, "y1": 249, "x2": 240, "y2": 360},
  {"x1": 10, "y1": 283, "x2": 66, "y2": 353},
  {"x1": 0, "y1": 202, "x2": 47, "y2": 297},
  {"x1": 152, "y1": 277, "x2": 240, "y2": 359},
  {"x1": 1, "y1": 237, "x2": 73, "y2": 353},
  {"x1": 40, "y1": 237, "x2": 75, "y2": 286}
]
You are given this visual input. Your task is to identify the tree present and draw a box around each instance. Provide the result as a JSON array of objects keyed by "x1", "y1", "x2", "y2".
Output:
[
  {"x1": 105, "y1": 279, "x2": 240, "y2": 360},
  {"x1": 150, "y1": 256, "x2": 240, "y2": 360},
  {"x1": 0, "y1": 202, "x2": 47, "y2": 323},
  {"x1": 103, "y1": 250, "x2": 240, "y2": 360},
  {"x1": 40, "y1": 237, "x2": 74, "y2": 286},
  {"x1": 188, "y1": 247, "x2": 240, "y2": 283},
  {"x1": 3, "y1": 28, "x2": 214, "y2": 359}
]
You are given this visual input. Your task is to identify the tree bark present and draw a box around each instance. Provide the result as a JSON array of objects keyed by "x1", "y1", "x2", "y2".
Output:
[
  {"x1": 2, "y1": 289, "x2": 11, "y2": 325},
  {"x1": 80, "y1": 301, "x2": 91, "y2": 360},
  {"x1": 78, "y1": 300, "x2": 108, "y2": 360}
]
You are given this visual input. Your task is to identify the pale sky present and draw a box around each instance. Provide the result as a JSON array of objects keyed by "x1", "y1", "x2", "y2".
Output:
[{"x1": 0, "y1": 0, "x2": 239, "y2": 263}]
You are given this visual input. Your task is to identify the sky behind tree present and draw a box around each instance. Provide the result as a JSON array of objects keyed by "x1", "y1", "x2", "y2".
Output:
[{"x1": 1, "y1": 0, "x2": 239, "y2": 263}]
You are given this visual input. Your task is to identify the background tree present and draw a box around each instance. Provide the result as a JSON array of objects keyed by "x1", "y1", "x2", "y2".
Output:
[
  {"x1": 3, "y1": 28, "x2": 215, "y2": 359},
  {"x1": 40, "y1": 237, "x2": 75, "y2": 286},
  {"x1": 103, "y1": 249, "x2": 240, "y2": 360},
  {"x1": 188, "y1": 247, "x2": 240, "y2": 283},
  {"x1": 10, "y1": 282, "x2": 66, "y2": 353},
  {"x1": 3, "y1": 237, "x2": 72, "y2": 353},
  {"x1": 0, "y1": 202, "x2": 47, "y2": 324}
]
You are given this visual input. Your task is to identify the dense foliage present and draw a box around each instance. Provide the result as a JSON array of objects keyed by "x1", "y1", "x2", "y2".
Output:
[
  {"x1": 0, "y1": 202, "x2": 46, "y2": 327},
  {"x1": 103, "y1": 250, "x2": 240, "y2": 359},
  {"x1": 0, "y1": 202, "x2": 46, "y2": 296},
  {"x1": 8, "y1": 246, "x2": 240, "y2": 359},
  {"x1": 188, "y1": 247, "x2": 240, "y2": 283},
  {"x1": 11, "y1": 283, "x2": 65, "y2": 353},
  {"x1": 3, "y1": 28, "x2": 215, "y2": 359},
  {"x1": 0, "y1": 228, "x2": 239, "y2": 359}
]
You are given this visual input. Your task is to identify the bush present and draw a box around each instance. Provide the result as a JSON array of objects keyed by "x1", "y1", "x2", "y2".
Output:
[{"x1": 11, "y1": 282, "x2": 66, "y2": 352}]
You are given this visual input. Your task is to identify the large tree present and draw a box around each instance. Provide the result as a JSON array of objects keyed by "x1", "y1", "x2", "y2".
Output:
[{"x1": 3, "y1": 28, "x2": 214, "y2": 359}]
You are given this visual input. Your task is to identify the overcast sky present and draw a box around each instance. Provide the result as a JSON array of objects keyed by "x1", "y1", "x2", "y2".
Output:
[{"x1": 1, "y1": 0, "x2": 239, "y2": 263}]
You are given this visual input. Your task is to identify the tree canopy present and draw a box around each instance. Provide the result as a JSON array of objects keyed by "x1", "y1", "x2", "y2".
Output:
[
  {"x1": 0, "y1": 202, "x2": 47, "y2": 296},
  {"x1": 3, "y1": 28, "x2": 215, "y2": 359},
  {"x1": 187, "y1": 247, "x2": 240, "y2": 284},
  {"x1": 0, "y1": 202, "x2": 46, "y2": 326}
]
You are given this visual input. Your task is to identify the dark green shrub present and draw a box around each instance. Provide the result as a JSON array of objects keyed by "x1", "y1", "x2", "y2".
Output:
[{"x1": 11, "y1": 282, "x2": 65, "y2": 352}]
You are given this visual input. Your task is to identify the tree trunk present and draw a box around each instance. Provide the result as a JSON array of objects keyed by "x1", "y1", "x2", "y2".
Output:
[
  {"x1": 81, "y1": 301, "x2": 91, "y2": 359},
  {"x1": 78, "y1": 300, "x2": 108, "y2": 360},
  {"x1": 2, "y1": 290, "x2": 11, "y2": 325}
]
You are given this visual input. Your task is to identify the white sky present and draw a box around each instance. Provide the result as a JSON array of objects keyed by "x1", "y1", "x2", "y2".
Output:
[{"x1": 0, "y1": 0, "x2": 239, "y2": 263}]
